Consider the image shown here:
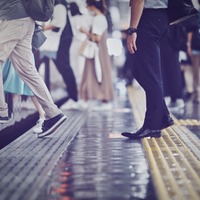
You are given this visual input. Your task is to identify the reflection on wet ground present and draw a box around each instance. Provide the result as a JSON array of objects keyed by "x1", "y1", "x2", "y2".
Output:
[
  {"x1": 0, "y1": 84, "x2": 199, "y2": 200},
  {"x1": 39, "y1": 99, "x2": 157, "y2": 200}
]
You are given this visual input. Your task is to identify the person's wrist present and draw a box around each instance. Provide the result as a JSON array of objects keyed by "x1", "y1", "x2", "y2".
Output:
[{"x1": 127, "y1": 27, "x2": 137, "y2": 35}]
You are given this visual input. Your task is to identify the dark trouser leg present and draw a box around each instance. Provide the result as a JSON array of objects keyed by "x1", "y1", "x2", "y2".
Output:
[
  {"x1": 133, "y1": 9, "x2": 170, "y2": 130},
  {"x1": 54, "y1": 38, "x2": 78, "y2": 101},
  {"x1": 160, "y1": 32, "x2": 183, "y2": 101}
]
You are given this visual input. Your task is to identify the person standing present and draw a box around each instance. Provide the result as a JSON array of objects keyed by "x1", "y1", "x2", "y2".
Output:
[
  {"x1": 187, "y1": 0, "x2": 200, "y2": 104},
  {"x1": 60, "y1": 2, "x2": 92, "y2": 110},
  {"x1": 161, "y1": 25, "x2": 185, "y2": 111},
  {"x1": 53, "y1": 0, "x2": 78, "y2": 106},
  {"x1": 38, "y1": 0, "x2": 78, "y2": 107},
  {"x1": 121, "y1": 0, "x2": 174, "y2": 139},
  {"x1": 79, "y1": 0, "x2": 114, "y2": 110},
  {"x1": 2, "y1": 59, "x2": 45, "y2": 134},
  {"x1": 0, "y1": 0, "x2": 66, "y2": 138}
]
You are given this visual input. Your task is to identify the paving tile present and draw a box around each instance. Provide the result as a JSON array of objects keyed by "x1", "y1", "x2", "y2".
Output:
[
  {"x1": 0, "y1": 111, "x2": 86, "y2": 200},
  {"x1": 1, "y1": 86, "x2": 199, "y2": 200},
  {"x1": 37, "y1": 101, "x2": 157, "y2": 200}
]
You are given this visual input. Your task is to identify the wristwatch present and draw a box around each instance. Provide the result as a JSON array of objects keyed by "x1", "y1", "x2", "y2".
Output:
[{"x1": 126, "y1": 27, "x2": 137, "y2": 35}]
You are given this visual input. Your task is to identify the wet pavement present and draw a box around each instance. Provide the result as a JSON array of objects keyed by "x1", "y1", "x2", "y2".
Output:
[
  {"x1": 0, "y1": 85, "x2": 199, "y2": 200},
  {"x1": 171, "y1": 101, "x2": 200, "y2": 139},
  {"x1": 38, "y1": 105, "x2": 157, "y2": 200}
]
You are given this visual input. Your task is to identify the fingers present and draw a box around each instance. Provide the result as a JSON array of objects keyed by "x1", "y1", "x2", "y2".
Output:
[
  {"x1": 126, "y1": 34, "x2": 137, "y2": 54},
  {"x1": 127, "y1": 42, "x2": 137, "y2": 54}
]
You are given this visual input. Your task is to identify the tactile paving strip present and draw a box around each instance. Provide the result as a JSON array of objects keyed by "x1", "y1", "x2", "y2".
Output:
[
  {"x1": 127, "y1": 86, "x2": 200, "y2": 200},
  {"x1": 174, "y1": 118, "x2": 200, "y2": 126},
  {"x1": 0, "y1": 110, "x2": 86, "y2": 200}
]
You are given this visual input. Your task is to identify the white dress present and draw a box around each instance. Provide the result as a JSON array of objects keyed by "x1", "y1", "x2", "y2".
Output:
[{"x1": 80, "y1": 14, "x2": 113, "y2": 101}]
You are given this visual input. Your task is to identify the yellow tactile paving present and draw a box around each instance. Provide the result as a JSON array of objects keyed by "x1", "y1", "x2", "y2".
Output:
[
  {"x1": 127, "y1": 86, "x2": 200, "y2": 200},
  {"x1": 174, "y1": 118, "x2": 200, "y2": 126},
  {"x1": 176, "y1": 126, "x2": 200, "y2": 153}
]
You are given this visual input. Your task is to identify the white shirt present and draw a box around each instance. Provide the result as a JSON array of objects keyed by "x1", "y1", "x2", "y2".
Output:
[
  {"x1": 70, "y1": 14, "x2": 92, "y2": 42},
  {"x1": 40, "y1": 4, "x2": 67, "y2": 52},
  {"x1": 92, "y1": 15, "x2": 108, "y2": 36}
]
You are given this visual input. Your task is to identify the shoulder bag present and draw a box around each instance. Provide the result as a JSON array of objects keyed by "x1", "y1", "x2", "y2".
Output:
[
  {"x1": 168, "y1": 0, "x2": 198, "y2": 25},
  {"x1": 32, "y1": 23, "x2": 47, "y2": 53},
  {"x1": 79, "y1": 39, "x2": 98, "y2": 59}
]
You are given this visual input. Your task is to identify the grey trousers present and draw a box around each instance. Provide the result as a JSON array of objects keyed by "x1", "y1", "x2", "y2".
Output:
[{"x1": 0, "y1": 17, "x2": 61, "y2": 119}]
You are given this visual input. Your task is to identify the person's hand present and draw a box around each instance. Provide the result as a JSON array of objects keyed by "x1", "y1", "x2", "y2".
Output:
[
  {"x1": 79, "y1": 27, "x2": 86, "y2": 34},
  {"x1": 127, "y1": 33, "x2": 137, "y2": 54}
]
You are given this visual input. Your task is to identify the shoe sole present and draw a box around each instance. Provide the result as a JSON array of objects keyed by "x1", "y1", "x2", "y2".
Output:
[
  {"x1": 121, "y1": 132, "x2": 161, "y2": 139},
  {"x1": 145, "y1": 134, "x2": 161, "y2": 139},
  {"x1": 37, "y1": 115, "x2": 67, "y2": 138},
  {"x1": 33, "y1": 129, "x2": 42, "y2": 134},
  {"x1": 0, "y1": 120, "x2": 8, "y2": 124}
]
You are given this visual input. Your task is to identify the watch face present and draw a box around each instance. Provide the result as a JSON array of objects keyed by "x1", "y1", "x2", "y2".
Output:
[
  {"x1": 127, "y1": 29, "x2": 132, "y2": 34},
  {"x1": 127, "y1": 28, "x2": 137, "y2": 35}
]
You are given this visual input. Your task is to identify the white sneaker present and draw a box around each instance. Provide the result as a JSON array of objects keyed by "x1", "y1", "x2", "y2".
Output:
[
  {"x1": 0, "y1": 116, "x2": 9, "y2": 124},
  {"x1": 101, "y1": 102, "x2": 113, "y2": 111},
  {"x1": 93, "y1": 102, "x2": 113, "y2": 111},
  {"x1": 77, "y1": 100, "x2": 88, "y2": 110},
  {"x1": 33, "y1": 118, "x2": 44, "y2": 134},
  {"x1": 168, "y1": 99, "x2": 185, "y2": 109},
  {"x1": 60, "y1": 99, "x2": 78, "y2": 110}
]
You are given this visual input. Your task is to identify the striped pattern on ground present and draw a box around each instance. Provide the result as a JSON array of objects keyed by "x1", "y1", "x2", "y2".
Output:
[{"x1": 127, "y1": 86, "x2": 200, "y2": 200}]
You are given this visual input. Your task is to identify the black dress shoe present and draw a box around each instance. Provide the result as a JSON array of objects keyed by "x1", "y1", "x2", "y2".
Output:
[
  {"x1": 121, "y1": 127, "x2": 161, "y2": 139},
  {"x1": 162, "y1": 115, "x2": 174, "y2": 130}
]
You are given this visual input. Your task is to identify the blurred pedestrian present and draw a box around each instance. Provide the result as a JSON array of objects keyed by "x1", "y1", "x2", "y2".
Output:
[
  {"x1": 79, "y1": 0, "x2": 114, "y2": 110},
  {"x1": 53, "y1": 0, "x2": 78, "y2": 107},
  {"x1": 38, "y1": 0, "x2": 78, "y2": 104},
  {"x1": 187, "y1": 0, "x2": 200, "y2": 104},
  {"x1": 121, "y1": 0, "x2": 174, "y2": 139},
  {"x1": 161, "y1": 25, "x2": 185, "y2": 112},
  {"x1": 2, "y1": 59, "x2": 45, "y2": 134},
  {"x1": 0, "y1": 0, "x2": 66, "y2": 138},
  {"x1": 61, "y1": 2, "x2": 92, "y2": 109}
]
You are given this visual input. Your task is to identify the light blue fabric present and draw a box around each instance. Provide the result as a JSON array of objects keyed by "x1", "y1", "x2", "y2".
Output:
[
  {"x1": 39, "y1": 51, "x2": 57, "y2": 60},
  {"x1": 2, "y1": 59, "x2": 33, "y2": 96}
]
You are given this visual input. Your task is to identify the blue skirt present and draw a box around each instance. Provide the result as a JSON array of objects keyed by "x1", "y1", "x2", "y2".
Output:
[{"x1": 2, "y1": 59, "x2": 33, "y2": 96}]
